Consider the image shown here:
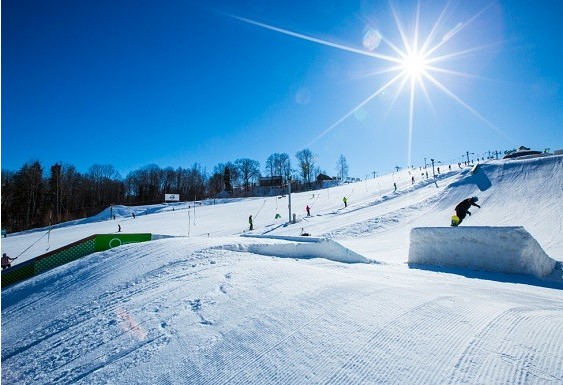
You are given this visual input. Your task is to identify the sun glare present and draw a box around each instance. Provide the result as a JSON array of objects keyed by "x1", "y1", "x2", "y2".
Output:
[
  {"x1": 227, "y1": 1, "x2": 503, "y2": 166},
  {"x1": 402, "y1": 52, "x2": 428, "y2": 78}
]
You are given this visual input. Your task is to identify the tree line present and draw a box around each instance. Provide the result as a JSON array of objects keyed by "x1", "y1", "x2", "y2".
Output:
[{"x1": 1, "y1": 150, "x2": 350, "y2": 233}]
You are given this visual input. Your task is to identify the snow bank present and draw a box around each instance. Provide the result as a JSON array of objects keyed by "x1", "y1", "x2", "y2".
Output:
[
  {"x1": 223, "y1": 236, "x2": 371, "y2": 264},
  {"x1": 408, "y1": 227, "x2": 556, "y2": 277}
]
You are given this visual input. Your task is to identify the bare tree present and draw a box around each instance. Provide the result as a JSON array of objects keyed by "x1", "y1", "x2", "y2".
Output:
[
  {"x1": 186, "y1": 163, "x2": 206, "y2": 200},
  {"x1": 236, "y1": 158, "x2": 261, "y2": 192},
  {"x1": 1, "y1": 170, "x2": 16, "y2": 231},
  {"x1": 336, "y1": 154, "x2": 349, "y2": 182},
  {"x1": 208, "y1": 164, "x2": 226, "y2": 196},
  {"x1": 86, "y1": 164, "x2": 120, "y2": 206},
  {"x1": 278, "y1": 153, "x2": 291, "y2": 183},
  {"x1": 124, "y1": 164, "x2": 162, "y2": 203},
  {"x1": 13, "y1": 161, "x2": 45, "y2": 229},
  {"x1": 295, "y1": 148, "x2": 316, "y2": 185},
  {"x1": 162, "y1": 167, "x2": 176, "y2": 195},
  {"x1": 59, "y1": 164, "x2": 85, "y2": 221},
  {"x1": 265, "y1": 153, "x2": 278, "y2": 178},
  {"x1": 49, "y1": 163, "x2": 62, "y2": 223},
  {"x1": 265, "y1": 152, "x2": 292, "y2": 184},
  {"x1": 225, "y1": 163, "x2": 237, "y2": 193}
]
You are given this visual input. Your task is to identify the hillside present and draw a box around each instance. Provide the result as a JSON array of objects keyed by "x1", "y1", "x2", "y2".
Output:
[{"x1": 2, "y1": 156, "x2": 562, "y2": 384}]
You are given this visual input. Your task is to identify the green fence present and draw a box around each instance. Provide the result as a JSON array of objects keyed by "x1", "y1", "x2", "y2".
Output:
[{"x1": 1, "y1": 233, "x2": 152, "y2": 288}]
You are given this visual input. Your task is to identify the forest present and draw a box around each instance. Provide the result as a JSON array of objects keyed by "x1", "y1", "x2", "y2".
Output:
[{"x1": 1, "y1": 150, "x2": 350, "y2": 233}]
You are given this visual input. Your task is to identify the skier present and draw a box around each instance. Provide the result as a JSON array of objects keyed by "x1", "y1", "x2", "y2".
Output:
[
  {"x1": 454, "y1": 196, "x2": 481, "y2": 225},
  {"x1": 343, "y1": 197, "x2": 348, "y2": 208},
  {"x1": 2, "y1": 253, "x2": 15, "y2": 269},
  {"x1": 393, "y1": 182, "x2": 397, "y2": 192},
  {"x1": 118, "y1": 224, "x2": 121, "y2": 232},
  {"x1": 249, "y1": 215, "x2": 253, "y2": 231},
  {"x1": 411, "y1": 176, "x2": 415, "y2": 184},
  {"x1": 306, "y1": 205, "x2": 311, "y2": 217}
]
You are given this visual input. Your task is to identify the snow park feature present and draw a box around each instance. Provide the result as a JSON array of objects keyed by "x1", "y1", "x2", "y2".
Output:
[
  {"x1": 1, "y1": 233, "x2": 153, "y2": 288},
  {"x1": 232, "y1": 235, "x2": 371, "y2": 264},
  {"x1": 408, "y1": 227, "x2": 556, "y2": 277},
  {"x1": 2, "y1": 155, "x2": 563, "y2": 384}
]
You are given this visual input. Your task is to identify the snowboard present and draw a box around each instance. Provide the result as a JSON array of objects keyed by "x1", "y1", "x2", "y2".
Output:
[{"x1": 451, "y1": 215, "x2": 460, "y2": 226}]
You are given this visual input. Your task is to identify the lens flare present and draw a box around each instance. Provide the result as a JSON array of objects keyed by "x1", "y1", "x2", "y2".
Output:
[
  {"x1": 225, "y1": 1, "x2": 508, "y2": 166},
  {"x1": 363, "y1": 28, "x2": 382, "y2": 51}
]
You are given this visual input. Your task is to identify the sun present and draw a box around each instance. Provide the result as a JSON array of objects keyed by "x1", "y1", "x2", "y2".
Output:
[
  {"x1": 402, "y1": 51, "x2": 428, "y2": 78},
  {"x1": 226, "y1": 2, "x2": 503, "y2": 166}
]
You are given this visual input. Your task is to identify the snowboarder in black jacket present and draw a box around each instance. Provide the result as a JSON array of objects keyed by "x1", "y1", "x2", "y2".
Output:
[{"x1": 454, "y1": 196, "x2": 481, "y2": 224}]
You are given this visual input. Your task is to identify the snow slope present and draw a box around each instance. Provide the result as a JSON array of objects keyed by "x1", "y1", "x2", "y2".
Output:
[{"x1": 2, "y1": 156, "x2": 563, "y2": 384}]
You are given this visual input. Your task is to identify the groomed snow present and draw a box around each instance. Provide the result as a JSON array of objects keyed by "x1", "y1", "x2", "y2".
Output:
[{"x1": 2, "y1": 156, "x2": 563, "y2": 384}]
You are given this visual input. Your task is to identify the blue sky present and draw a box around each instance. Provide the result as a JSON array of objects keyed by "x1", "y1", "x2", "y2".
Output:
[{"x1": 2, "y1": 0, "x2": 562, "y2": 179}]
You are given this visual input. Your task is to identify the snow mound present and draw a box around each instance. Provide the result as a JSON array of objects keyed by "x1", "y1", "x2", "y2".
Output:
[
  {"x1": 408, "y1": 226, "x2": 556, "y2": 277},
  {"x1": 223, "y1": 236, "x2": 371, "y2": 264}
]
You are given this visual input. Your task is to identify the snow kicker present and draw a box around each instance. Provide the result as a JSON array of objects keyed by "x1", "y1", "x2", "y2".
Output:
[
  {"x1": 408, "y1": 226, "x2": 556, "y2": 277},
  {"x1": 228, "y1": 235, "x2": 371, "y2": 264}
]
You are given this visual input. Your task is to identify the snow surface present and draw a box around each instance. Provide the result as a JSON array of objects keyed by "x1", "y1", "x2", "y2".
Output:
[{"x1": 2, "y1": 156, "x2": 563, "y2": 384}]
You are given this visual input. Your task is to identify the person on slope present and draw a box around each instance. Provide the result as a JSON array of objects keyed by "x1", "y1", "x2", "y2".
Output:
[
  {"x1": 454, "y1": 196, "x2": 481, "y2": 225},
  {"x1": 2, "y1": 253, "x2": 15, "y2": 269}
]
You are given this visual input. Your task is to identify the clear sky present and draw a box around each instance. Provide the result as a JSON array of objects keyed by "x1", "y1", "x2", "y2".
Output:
[{"x1": 2, "y1": 0, "x2": 562, "y2": 178}]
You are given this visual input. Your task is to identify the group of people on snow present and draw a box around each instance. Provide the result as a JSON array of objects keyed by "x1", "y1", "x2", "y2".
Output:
[
  {"x1": 247, "y1": 197, "x2": 348, "y2": 232},
  {"x1": 2, "y1": 194, "x2": 482, "y2": 271},
  {"x1": 247, "y1": 194, "x2": 480, "y2": 231}
]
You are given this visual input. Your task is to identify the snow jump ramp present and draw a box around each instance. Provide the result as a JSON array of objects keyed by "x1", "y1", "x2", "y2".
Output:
[{"x1": 408, "y1": 227, "x2": 556, "y2": 277}]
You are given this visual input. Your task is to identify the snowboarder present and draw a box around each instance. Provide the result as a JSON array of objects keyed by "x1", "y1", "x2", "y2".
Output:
[
  {"x1": 306, "y1": 205, "x2": 311, "y2": 216},
  {"x1": 249, "y1": 215, "x2": 253, "y2": 231},
  {"x1": 343, "y1": 197, "x2": 348, "y2": 208},
  {"x1": 453, "y1": 196, "x2": 481, "y2": 225},
  {"x1": 2, "y1": 253, "x2": 15, "y2": 269}
]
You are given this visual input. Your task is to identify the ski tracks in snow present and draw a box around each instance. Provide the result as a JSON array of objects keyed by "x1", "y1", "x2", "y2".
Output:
[
  {"x1": 448, "y1": 306, "x2": 563, "y2": 384},
  {"x1": 1, "y1": 244, "x2": 234, "y2": 384},
  {"x1": 3, "y1": 237, "x2": 563, "y2": 384}
]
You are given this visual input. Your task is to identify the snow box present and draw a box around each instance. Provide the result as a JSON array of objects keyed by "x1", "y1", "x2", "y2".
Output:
[{"x1": 408, "y1": 226, "x2": 556, "y2": 277}]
